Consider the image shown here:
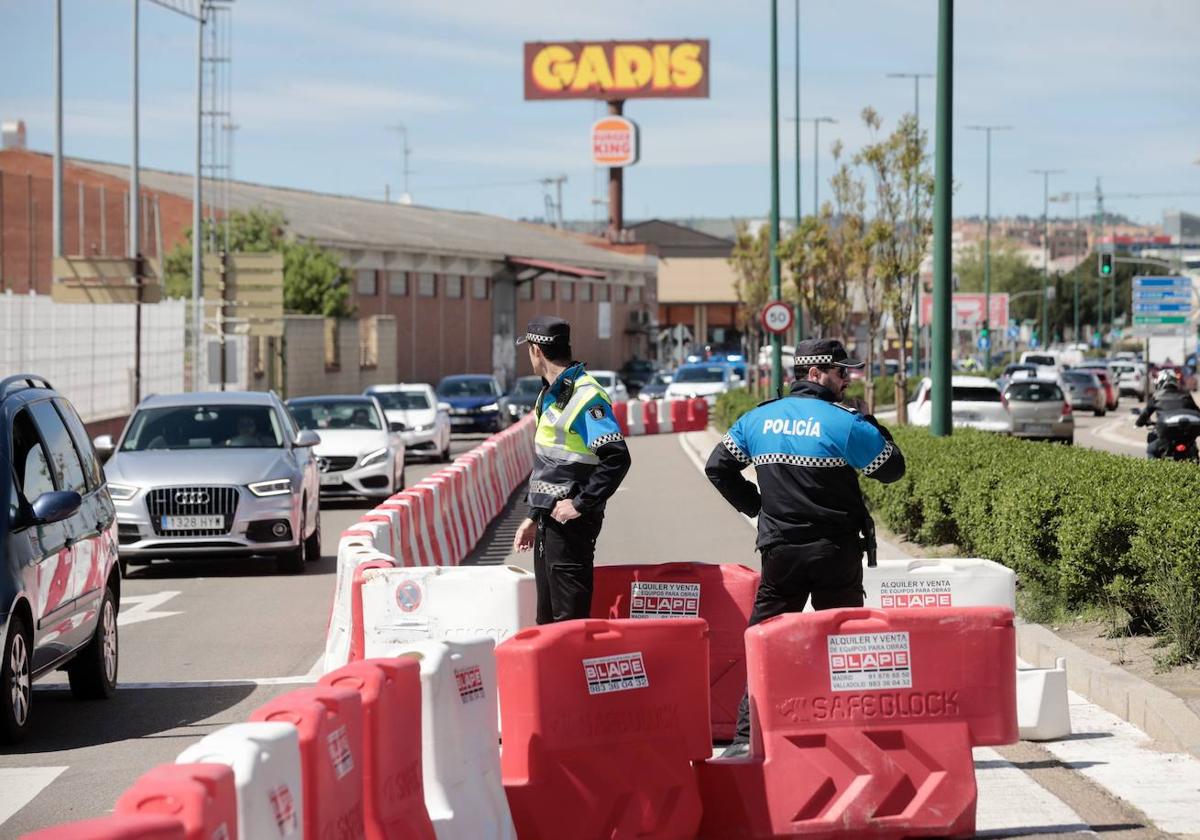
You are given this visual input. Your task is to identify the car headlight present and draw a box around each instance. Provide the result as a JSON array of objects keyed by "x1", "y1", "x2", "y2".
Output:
[
  {"x1": 359, "y1": 447, "x2": 389, "y2": 467},
  {"x1": 417, "y1": 423, "x2": 435, "y2": 432},
  {"x1": 107, "y1": 482, "x2": 138, "y2": 501},
  {"x1": 248, "y1": 478, "x2": 293, "y2": 497},
  {"x1": 481, "y1": 402, "x2": 499, "y2": 412}
]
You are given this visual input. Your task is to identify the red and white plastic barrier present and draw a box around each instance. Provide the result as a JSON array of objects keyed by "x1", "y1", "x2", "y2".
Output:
[
  {"x1": 113, "y1": 763, "x2": 239, "y2": 840},
  {"x1": 613, "y1": 398, "x2": 709, "y2": 437}
]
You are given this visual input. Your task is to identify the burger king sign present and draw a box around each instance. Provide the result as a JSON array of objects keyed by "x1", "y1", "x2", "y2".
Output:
[{"x1": 591, "y1": 116, "x2": 639, "y2": 167}]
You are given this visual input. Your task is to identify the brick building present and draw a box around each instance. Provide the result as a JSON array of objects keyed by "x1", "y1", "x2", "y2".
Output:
[{"x1": 0, "y1": 149, "x2": 656, "y2": 389}]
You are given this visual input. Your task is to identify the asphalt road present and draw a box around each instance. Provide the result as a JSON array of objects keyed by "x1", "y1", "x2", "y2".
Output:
[{"x1": 0, "y1": 436, "x2": 481, "y2": 835}]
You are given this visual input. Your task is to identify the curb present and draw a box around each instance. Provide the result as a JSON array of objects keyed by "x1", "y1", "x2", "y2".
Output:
[
  {"x1": 1017, "y1": 621, "x2": 1200, "y2": 759},
  {"x1": 683, "y1": 424, "x2": 1200, "y2": 760}
]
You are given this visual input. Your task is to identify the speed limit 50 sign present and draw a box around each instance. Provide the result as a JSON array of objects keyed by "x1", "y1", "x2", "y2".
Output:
[{"x1": 760, "y1": 301, "x2": 794, "y2": 335}]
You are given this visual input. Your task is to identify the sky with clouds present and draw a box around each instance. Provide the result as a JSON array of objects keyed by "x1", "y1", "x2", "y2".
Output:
[{"x1": 2, "y1": 0, "x2": 1198, "y2": 227}]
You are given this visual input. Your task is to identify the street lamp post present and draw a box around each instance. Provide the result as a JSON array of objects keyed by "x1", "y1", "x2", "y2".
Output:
[
  {"x1": 965, "y1": 125, "x2": 1012, "y2": 357},
  {"x1": 793, "y1": 0, "x2": 804, "y2": 344},
  {"x1": 1031, "y1": 169, "x2": 1065, "y2": 347},
  {"x1": 800, "y1": 117, "x2": 836, "y2": 216},
  {"x1": 769, "y1": 0, "x2": 783, "y2": 394},
  {"x1": 930, "y1": 0, "x2": 953, "y2": 437},
  {"x1": 886, "y1": 72, "x2": 932, "y2": 375}
]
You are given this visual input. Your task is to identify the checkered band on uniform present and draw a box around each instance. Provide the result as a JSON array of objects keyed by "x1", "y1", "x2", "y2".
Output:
[
  {"x1": 793, "y1": 354, "x2": 834, "y2": 367},
  {"x1": 751, "y1": 453, "x2": 848, "y2": 468},
  {"x1": 589, "y1": 432, "x2": 624, "y2": 452},
  {"x1": 529, "y1": 480, "x2": 572, "y2": 499},
  {"x1": 721, "y1": 434, "x2": 751, "y2": 464},
  {"x1": 861, "y1": 441, "x2": 894, "y2": 476},
  {"x1": 525, "y1": 332, "x2": 555, "y2": 344}
]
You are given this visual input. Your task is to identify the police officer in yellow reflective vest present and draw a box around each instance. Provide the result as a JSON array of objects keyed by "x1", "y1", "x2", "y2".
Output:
[{"x1": 512, "y1": 316, "x2": 632, "y2": 623}]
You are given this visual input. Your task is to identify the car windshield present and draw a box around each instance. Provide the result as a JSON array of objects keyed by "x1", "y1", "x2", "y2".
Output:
[
  {"x1": 438, "y1": 378, "x2": 497, "y2": 397},
  {"x1": 952, "y1": 386, "x2": 1002, "y2": 403},
  {"x1": 1005, "y1": 365, "x2": 1035, "y2": 375},
  {"x1": 1024, "y1": 355, "x2": 1057, "y2": 366},
  {"x1": 1061, "y1": 372, "x2": 1095, "y2": 384},
  {"x1": 370, "y1": 391, "x2": 430, "y2": 411},
  {"x1": 121, "y1": 404, "x2": 285, "y2": 451},
  {"x1": 289, "y1": 400, "x2": 381, "y2": 431},
  {"x1": 674, "y1": 366, "x2": 727, "y2": 383},
  {"x1": 513, "y1": 378, "x2": 543, "y2": 395},
  {"x1": 1007, "y1": 382, "x2": 1064, "y2": 402},
  {"x1": 592, "y1": 373, "x2": 616, "y2": 387},
  {"x1": 648, "y1": 372, "x2": 671, "y2": 386}
]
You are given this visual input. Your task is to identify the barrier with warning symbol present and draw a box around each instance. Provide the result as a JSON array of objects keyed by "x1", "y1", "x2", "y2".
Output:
[
  {"x1": 591, "y1": 562, "x2": 759, "y2": 740},
  {"x1": 696, "y1": 606, "x2": 1017, "y2": 839}
]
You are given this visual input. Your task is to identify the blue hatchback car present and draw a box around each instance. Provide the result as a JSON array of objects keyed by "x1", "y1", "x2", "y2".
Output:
[
  {"x1": 436, "y1": 374, "x2": 507, "y2": 434},
  {"x1": 1, "y1": 375, "x2": 120, "y2": 743}
]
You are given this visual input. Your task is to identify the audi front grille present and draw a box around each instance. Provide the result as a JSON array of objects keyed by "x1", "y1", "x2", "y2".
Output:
[{"x1": 146, "y1": 486, "x2": 239, "y2": 537}]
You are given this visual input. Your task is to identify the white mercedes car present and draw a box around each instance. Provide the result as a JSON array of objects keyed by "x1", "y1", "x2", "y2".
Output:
[
  {"x1": 286, "y1": 395, "x2": 406, "y2": 498},
  {"x1": 907, "y1": 376, "x2": 1012, "y2": 434},
  {"x1": 364, "y1": 383, "x2": 452, "y2": 462}
]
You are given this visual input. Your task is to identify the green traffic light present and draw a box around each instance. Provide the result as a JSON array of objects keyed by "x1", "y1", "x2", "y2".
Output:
[{"x1": 1101, "y1": 265, "x2": 1112, "y2": 276}]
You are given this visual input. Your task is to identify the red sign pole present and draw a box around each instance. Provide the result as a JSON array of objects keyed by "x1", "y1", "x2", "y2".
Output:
[{"x1": 607, "y1": 100, "x2": 625, "y2": 242}]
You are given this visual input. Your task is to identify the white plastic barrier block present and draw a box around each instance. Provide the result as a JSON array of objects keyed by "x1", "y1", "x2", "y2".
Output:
[
  {"x1": 655, "y1": 398, "x2": 674, "y2": 434},
  {"x1": 864, "y1": 557, "x2": 1016, "y2": 610},
  {"x1": 1018, "y1": 656, "x2": 1071, "y2": 741},
  {"x1": 394, "y1": 639, "x2": 516, "y2": 840},
  {"x1": 325, "y1": 543, "x2": 395, "y2": 672},
  {"x1": 359, "y1": 565, "x2": 536, "y2": 657},
  {"x1": 177, "y1": 722, "x2": 304, "y2": 839},
  {"x1": 626, "y1": 399, "x2": 646, "y2": 436}
]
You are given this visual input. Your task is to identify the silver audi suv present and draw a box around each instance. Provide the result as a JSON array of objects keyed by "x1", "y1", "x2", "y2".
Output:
[{"x1": 95, "y1": 391, "x2": 322, "y2": 574}]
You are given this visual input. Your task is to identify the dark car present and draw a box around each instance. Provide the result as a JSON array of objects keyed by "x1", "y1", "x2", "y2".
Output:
[
  {"x1": 437, "y1": 374, "x2": 506, "y2": 434},
  {"x1": 2, "y1": 375, "x2": 121, "y2": 743},
  {"x1": 636, "y1": 370, "x2": 673, "y2": 403},
  {"x1": 505, "y1": 375, "x2": 543, "y2": 422},
  {"x1": 618, "y1": 358, "x2": 656, "y2": 395}
]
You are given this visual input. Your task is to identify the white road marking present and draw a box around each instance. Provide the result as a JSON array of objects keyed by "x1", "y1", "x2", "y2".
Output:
[
  {"x1": 0, "y1": 766, "x2": 68, "y2": 825},
  {"x1": 1088, "y1": 417, "x2": 1145, "y2": 451},
  {"x1": 973, "y1": 747, "x2": 1090, "y2": 836},
  {"x1": 1040, "y1": 691, "x2": 1200, "y2": 835},
  {"x1": 304, "y1": 652, "x2": 326, "y2": 679},
  {"x1": 36, "y1": 674, "x2": 319, "y2": 691},
  {"x1": 117, "y1": 591, "x2": 183, "y2": 627}
]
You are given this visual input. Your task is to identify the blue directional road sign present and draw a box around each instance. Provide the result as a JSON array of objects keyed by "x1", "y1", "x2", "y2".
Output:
[
  {"x1": 977, "y1": 335, "x2": 991, "y2": 351},
  {"x1": 1131, "y1": 276, "x2": 1194, "y2": 337},
  {"x1": 1007, "y1": 324, "x2": 1019, "y2": 340}
]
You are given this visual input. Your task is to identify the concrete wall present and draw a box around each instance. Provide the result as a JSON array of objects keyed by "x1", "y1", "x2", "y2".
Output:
[{"x1": 281, "y1": 314, "x2": 398, "y2": 399}]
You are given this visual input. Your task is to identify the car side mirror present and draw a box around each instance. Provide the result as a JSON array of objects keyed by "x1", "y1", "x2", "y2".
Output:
[
  {"x1": 437, "y1": 402, "x2": 452, "y2": 413},
  {"x1": 92, "y1": 434, "x2": 115, "y2": 461},
  {"x1": 29, "y1": 490, "x2": 83, "y2": 526},
  {"x1": 294, "y1": 430, "x2": 321, "y2": 448},
  {"x1": 389, "y1": 420, "x2": 407, "y2": 432}
]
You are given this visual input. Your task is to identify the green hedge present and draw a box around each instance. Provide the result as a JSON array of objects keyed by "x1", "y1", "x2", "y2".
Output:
[
  {"x1": 843, "y1": 375, "x2": 915, "y2": 407},
  {"x1": 860, "y1": 426, "x2": 1200, "y2": 664},
  {"x1": 714, "y1": 389, "x2": 759, "y2": 432}
]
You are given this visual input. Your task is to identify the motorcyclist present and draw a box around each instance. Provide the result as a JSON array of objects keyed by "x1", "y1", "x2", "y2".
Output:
[{"x1": 1136, "y1": 369, "x2": 1200, "y2": 458}]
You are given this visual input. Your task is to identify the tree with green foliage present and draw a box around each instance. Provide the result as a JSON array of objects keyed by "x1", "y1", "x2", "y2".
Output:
[
  {"x1": 162, "y1": 207, "x2": 351, "y2": 317},
  {"x1": 729, "y1": 222, "x2": 771, "y2": 390},
  {"x1": 953, "y1": 240, "x2": 1045, "y2": 322},
  {"x1": 857, "y1": 109, "x2": 933, "y2": 420}
]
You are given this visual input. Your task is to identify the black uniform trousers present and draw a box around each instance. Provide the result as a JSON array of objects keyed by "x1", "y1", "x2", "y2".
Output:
[
  {"x1": 732, "y1": 535, "x2": 865, "y2": 743},
  {"x1": 533, "y1": 510, "x2": 605, "y2": 624}
]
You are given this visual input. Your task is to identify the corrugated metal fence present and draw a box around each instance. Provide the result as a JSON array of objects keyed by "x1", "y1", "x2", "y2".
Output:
[{"x1": 0, "y1": 291, "x2": 186, "y2": 422}]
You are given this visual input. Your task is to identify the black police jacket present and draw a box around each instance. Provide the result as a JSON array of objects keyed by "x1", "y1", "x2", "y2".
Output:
[{"x1": 704, "y1": 380, "x2": 905, "y2": 550}]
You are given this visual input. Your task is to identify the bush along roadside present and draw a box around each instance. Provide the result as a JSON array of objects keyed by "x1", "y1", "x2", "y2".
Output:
[
  {"x1": 714, "y1": 388, "x2": 761, "y2": 432},
  {"x1": 860, "y1": 426, "x2": 1200, "y2": 666}
]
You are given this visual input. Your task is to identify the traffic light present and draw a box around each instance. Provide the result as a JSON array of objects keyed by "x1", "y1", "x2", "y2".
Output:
[{"x1": 1099, "y1": 252, "x2": 1113, "y2": 277}]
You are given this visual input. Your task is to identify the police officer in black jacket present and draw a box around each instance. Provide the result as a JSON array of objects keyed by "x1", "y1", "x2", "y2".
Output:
[{"x1": 705, "y1": 338, "x2": 906, "y2": 755}]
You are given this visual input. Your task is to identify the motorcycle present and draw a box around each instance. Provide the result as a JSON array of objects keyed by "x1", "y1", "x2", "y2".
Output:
[{"x1": 1154, "y1": 410, "x2": 1200, "y2": 462}]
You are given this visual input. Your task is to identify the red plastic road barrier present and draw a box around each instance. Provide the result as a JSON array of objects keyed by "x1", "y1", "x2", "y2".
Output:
[
  {"x1": 611, "y1": 400, "x2": 630, "y2": 437},
  {"x1": 321, "y1": 659, "x2": 437, "y2": 840},
  {"x1": 592, "y1": 562, "x2": 759, "y2": 740},
  {"x1": 643, "y1": 400, "x2": 660, "y2": 434},
  {"x1": 251, "y1": 687, "x2": 367, "y2": 840},
  {"x1": 20, "y1": 815, "x2": 186, "y2": 840},
  {"x1": 670, "y1": 400, "x2": 691, "y2": 431},
  {"x1": 696, "y1": 607, "x2": 1017, "y2": 839},
  {"x1": 114, "y1": 763, "x2": 238, "y2": 840},
  {"x1": 349, "y1": 558, "x2": 398, "y2": 662},
  {"x1": 497, "y1": 618, "x2": 712, "y2": 840},
  {"x1": 687, "y1": 398, "x2": 709, "y2": 431},
  {"x1": 379, "y1": 496, "x2": 430, "y2": 567},
  {"x1": 408, "y1": 486, "x2": 450, "y2": 566}
]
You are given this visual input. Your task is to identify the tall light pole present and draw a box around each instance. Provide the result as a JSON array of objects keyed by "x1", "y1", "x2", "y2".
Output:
[
  {"x1": 1031, "y1": 168, "x2": 1064, "y2": 347},
  {"x1": 53, "y1": 0, "x2": 63, "y2": 261},
  {"x1": 793, "y1": 0, "x2": 804, "y2": 344},
  {"x1": 768, "y1": 0, "x2": 783, "y2": 394},
  {"x1": 887, "y1": 72, "x2": 932, "y2": 374},
  {"x1": 930, "y1": 0, "x2": 953, "y2": 437},
  {"x1": 387, "y1": 123, "x2": 412, "y2": 202},
  {"x1": 800, "y1": 117, "x2": 836, "y2": 216},
  {"x1": 965, "y1": 125, "x2": 1012, "y2": 354}
]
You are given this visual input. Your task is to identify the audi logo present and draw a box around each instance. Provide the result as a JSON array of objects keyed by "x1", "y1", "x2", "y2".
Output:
[{"x1": 174, "y1": 490, "x2": 210, "y2": 505}]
